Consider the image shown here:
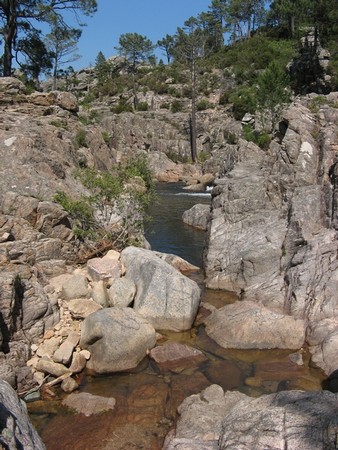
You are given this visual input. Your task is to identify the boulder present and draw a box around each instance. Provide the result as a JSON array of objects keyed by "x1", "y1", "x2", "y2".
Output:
[
  {"x1": 0, "y1": 379, "x2": 45, "y2": 450},
  {"x1": 204, "y1": 301, "x2": 306, "y2": 350},
  {"x1": 87, "y1": 257, "x2": 122, "y2": 282},
  {"x1": 182, "y1": 204, "x2": 211, "y2": 230},
  {"x1": 91, "y1": 280, "x2": 109, "y2": 307},
  {"x1": 108, "y1": 277, "x2": 136, "y2": 307},
  {"x1": 164, "y1": 385, "x2": 338, "y2": 450},
  {"x1": 80, "y1": 307, "x2": 156, "y2": 374},
  {"x1": 67, "y1": 298, "x2": 102, "y2": 319},
  {"x1": 61, "y1": 376, "x2": 79, "y2": 393},
  {"x1": 120, "y1": 247, "x2": 201, "y2": 331},
  {"x1": 62, "y1": 274, "x2": 89, "y2": 300}
]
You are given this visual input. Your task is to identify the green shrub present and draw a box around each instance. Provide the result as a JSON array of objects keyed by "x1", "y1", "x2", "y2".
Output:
[
  {"x1": 111, "y1": 99, "x2": 133, "y2": 114},
  {"x1": 196, "y1": 99, "x2": 212, "y2": 111},
  {"x1": 171, "y1": 100, "x2": 183, "y2": 113},
  {"x1": 102, "y1": 131, "x2": 111, "y2": 146},
  {"x1": 136, "y1": 101, "x2": 149, "y2": 111},
  {"x1": 198, "y1": 150, "x2": 210, "y2": 162},
  {"x1": 242, "y1": 124, "x2": 271, "y2": 150},
  {"x1": 54, "y1": 191, "x2": 94, "y2": 234},
  {"x1": 160, "y1": 102, "x2": 170, "y2": 109},
  {"x1": 75, "y1": 129, "x2": 88, "y2": 148}
]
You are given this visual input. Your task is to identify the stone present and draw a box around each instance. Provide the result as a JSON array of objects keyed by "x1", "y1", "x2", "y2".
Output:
[
  {"x1": 0, "y1": 379, "x2": 45, "y2": 450},
  {"x1": 36, "y1": 359, "x2": 71, "y2": 378},
  {"x1": 87, "y1": 257, "x2": 122, "y2": 282},
  {"x1": 182, "y1": 204, "x2": 211, "y2": 230},
  {"x1": 164, "y1": 385, "x2": 338, "y2": 450},
  {"x1": 102, "y1": 249, "x2": 120, "y2": 261},
  {"x1": 36, "y1": 337, "x2": 61, "y2": 358},
  {"x1": 120, "y1": 247, "x2": 201, "y2": 331},
  {"x1": 80, "y1": 307, "x2": 156, "y2": 374},
  {"x1": 0, "y1": 76, "x2": 25, "y2": 94},
  {"x1": 61, "y1": 376, "x2": 79, "y2": 393},
  {"x1": 154, "y1": 252, "x2": 200, "y2": 274},
  {"x1": 79, "y1": 349, "x2": 91, "y2": 360},
  {"x1": 91, "y1": 280, "x2": 109, "y2": 307},
  {"x1": 204, "y1": 301, "x2": 306, "y2": 350},
  {"x1": 149, "y1": 342, "x2": 207, "y2": 372},
  {"x1": 0, "y1": 362, "x2": 16, "y2": 388},
  {"x1": 62, "y1": 392, "x2": 116, "y2": 416},
  {"x1": 163, "y1": 385, "x2": 245, "y2": 449},
  {"x1": 107, "y1": 277, "x2": 136, "y2": 307},
  {"x1": 218, "y1": 390, "x2": 338, "y2": 449},
  {"x1": 69, "y1": 352, "x2": 87, "y2": 373},
  {"x1": 67, "y1": 298, "x2": 102, "y2": 319},
  {"x1": 52, "y1": 332, "x2": 80, "y2": 365},
  {"x1": 62, "y1": 274, "x2": 89, "y2": 300}
]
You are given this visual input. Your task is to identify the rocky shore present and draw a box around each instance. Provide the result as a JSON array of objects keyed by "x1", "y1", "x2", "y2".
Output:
[{"x1": 1, "y1": 74, "x2": 338, "y2": 449}]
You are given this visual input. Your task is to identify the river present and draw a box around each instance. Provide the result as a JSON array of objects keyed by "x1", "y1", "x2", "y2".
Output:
[{"x1": 29, "y1": 183, "x2": 326, "y2": 450}]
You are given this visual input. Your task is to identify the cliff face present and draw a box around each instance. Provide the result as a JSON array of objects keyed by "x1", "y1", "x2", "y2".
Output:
[{"x1": 204, "y1": 92, "x2": 338, "y2": 374}]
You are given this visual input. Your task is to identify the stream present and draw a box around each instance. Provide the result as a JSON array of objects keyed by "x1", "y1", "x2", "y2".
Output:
[{"x1": 28, "y1": 183, "x2": 326, "y2": 450}]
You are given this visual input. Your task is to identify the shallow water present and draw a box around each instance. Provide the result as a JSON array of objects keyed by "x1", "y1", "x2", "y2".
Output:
[{"x1": 29, "y1": 184, "x2": 326, "y2": 450}]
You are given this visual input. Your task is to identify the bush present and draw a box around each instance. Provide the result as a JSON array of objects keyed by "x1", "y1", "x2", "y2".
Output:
[
  {"x1": 196, "y1": 99, "x2": 212, "y2": 111},
  {"x1": 171, "y1": 100, "x2": 183, "y2": 113},
  {"x1": 136, "y1": 101, "x2": 149, "y2": 111},
  {"x1": 242, "y1": 124, "x2": 271, "y2": 150},
  {"x1": 75, "y1": 129, "x2": 88, "y2": 148}
]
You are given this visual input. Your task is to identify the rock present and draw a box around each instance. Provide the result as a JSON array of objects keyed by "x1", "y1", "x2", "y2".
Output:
[
  {"x1": 165, "y1": 385, "x2": 338, "y2": 450},
  {"x1": 154, "y1": 251, "x2": 200, "y2": 274},
  {"x1": 91, "y1": 280, "x2": 109, "y2": 307},
  {"x1": 107, "y1": 277, "x2": 136, "y2": 307},
  {"x1": 218, "y1": 390, "x2": 338, "y2": 449},
  {"x1": 87, "y1": 257, "x2": 122, "y2": 282},
  {"x1": 204, "y1": 301, "x2": 306, "y2": 350},
  {"x1": 0, "y1": 77, "x2": 25, "y2": 94},
  {"x1": 150, "y1": 342, "x2": 207, "y2": 372},
  {"x1": 52, "y1": 332, "x2": 80, "y2": 365},
  {"x1": 0, "y1": 362, "x2": 16, "y2": 388},
  {"x1": 80, "y1": 307, "x2": 156, "y2": 374},
  {"x1": 120, "y1": 247, "x2": 201, "y2": 331},
  {"x1": 36, "y1": 359, "x2": 71, "y2": 378},
  {"x1": 69, "y1": 352, "x2": 87, "y2": 373},
  {"x1": 182, "y1": 204, "x2": 211, "y2": 230},
  {"x1": 0, "y1": 379, "x2": 45, "y2": 450},
  {"x1": 62, "y1": 274, "x2": 89, "y2": 300},
  {"x1": 61, "y1": 376, "x2": 79, "y2": 393},
  {"x1": 67, "y1": 298, "x2": 102, "y2": 319},
  {"x1": 62, "y1": 392, "x2": 116, "y2": 416},
  {"x1": 36, "y1": 337, "x2": 61, "y2": 358},
  {"x1": 163, "y1": 385, "x2": 245, "y2": 449},
  {"x1": 79, "y1": 349, "x2": 91, "y2": 360}
]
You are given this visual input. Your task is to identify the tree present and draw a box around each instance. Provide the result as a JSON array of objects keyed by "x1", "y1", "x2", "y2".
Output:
[
  {"x1": 45, "y1": 23, "x2": 81, "y2": 90},
  {"x1": 157, "y1": 34, "x2": 175, "y2": 64},
  {"x1": 255, "y1": 61, "x2": 291, "y2": 131},
  {"x1": 0, "y1": 0, "x2": 97, "y2": 77},
  {"x1": 226, "y1": 0, "x2": 265, "y2": 41},
  {"x1": 173, "y1": 17, "x2": 207, "y2": 162},
  {"x1": 116, "y1": 32, "x2": 154, "y2": 107},
  {"x1": 16, "y1": 30, "x2": 53, "y2": 87}
]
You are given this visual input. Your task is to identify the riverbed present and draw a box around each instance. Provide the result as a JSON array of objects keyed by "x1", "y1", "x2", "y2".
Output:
[{"x1": 28, "y1": 183, "x2": 326, "y2": 450}]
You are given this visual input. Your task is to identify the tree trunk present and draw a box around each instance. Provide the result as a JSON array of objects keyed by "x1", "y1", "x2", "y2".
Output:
[
  {"x1": 3, "y1": 4, "x2": 17, "y2": 77},
  {"x1": 190, "y1": 58, "x2": 197, "y2": 163}
]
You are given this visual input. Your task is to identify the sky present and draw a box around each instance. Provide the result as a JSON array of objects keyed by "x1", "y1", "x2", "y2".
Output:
[{"x1": 72, "y1": 0, "x2": 212, "y2": 70}]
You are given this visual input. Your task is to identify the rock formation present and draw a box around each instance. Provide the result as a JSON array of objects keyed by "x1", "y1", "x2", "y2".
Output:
[
  {"x1": 164, "y1": 384, "x2": 338, "y2": 450},
  {"x1": 204, "y1": 92, "x2": 338, "y2": 374}
]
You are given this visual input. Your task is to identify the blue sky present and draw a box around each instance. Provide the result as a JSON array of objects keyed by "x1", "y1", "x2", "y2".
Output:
[{"x1": 73, "y1": 0, "x2": 212, "y2": 70}]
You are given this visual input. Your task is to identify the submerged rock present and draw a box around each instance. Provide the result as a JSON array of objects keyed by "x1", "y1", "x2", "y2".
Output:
[{"x1": 62, "y1": 392, "x2": 116, "y2": 416}]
